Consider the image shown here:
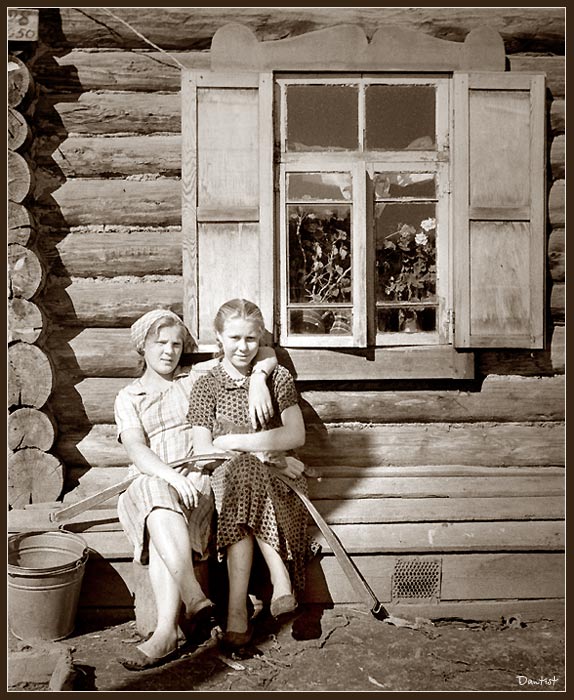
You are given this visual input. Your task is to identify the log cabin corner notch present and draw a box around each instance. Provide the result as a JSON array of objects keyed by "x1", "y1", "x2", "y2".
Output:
[{"x1": 181, "y1": 22, "x2": 545, "y2": 380}]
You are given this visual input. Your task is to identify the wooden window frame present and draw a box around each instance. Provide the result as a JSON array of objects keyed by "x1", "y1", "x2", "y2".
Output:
[
  {"x1": 276, "y1": 76, "x2": 452, "y2": 349},
  {"x1": 182, "y1": 26, "x2": 544, "y2": 379}
]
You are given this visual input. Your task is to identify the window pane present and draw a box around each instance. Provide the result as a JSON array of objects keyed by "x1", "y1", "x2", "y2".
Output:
[
  {"x1": 374, "y1": 172, "x2": 436, "y2": 199},
  {"x1": 288, "y1": 205, "x2": 352, "y2": 305},
  {"x1": 287, "y1": 173, "x2": 352, "y2": 201},
  {"x1": 375, "y1": 203, "x2": 436, "y2": 303},
  {"x1": 287, "y1": 85, "x2": 358, "y2": 151},
  {"x1": 377, "y1": 307, "x2": 436, "y2": 333},
  {"x1": 289, "y1": 308, "x2": 353, "y2": 335},
  {"x1": 366, "y1": 85, "x2": 435, "y2": 150}
]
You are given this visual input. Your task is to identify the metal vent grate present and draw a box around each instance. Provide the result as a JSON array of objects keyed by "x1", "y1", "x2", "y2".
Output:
[{"x1": 392, "y1": 557, "x2": 442, "y2": 602}]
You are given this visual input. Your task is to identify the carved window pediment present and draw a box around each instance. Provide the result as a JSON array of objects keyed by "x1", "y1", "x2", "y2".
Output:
[{"x1": 210, "y1": 22, "x2": 505, "y2": 73}]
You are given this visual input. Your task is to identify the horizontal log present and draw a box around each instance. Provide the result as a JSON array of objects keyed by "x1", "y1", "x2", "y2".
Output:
[
  {"x1": 8, "y1": 407, "x2": 56, "y2": 451},
  {"x1": 38, "y1": 217, "x2": 564, "y2": 294},
  {"x1": 39, "y1": 518, "x2": 564, "y2": 557},
  {"x1": 549, "y1": 179, "x2": 564, "y2": 226},
  {"x1": 32, "y1": 171, "x2": 561, "y2": 270},
  {"x1": 59, "y1": 466, "x2": 565, "y2": 506},
  {"x1": 8, "y1": 151, "x2": 33, "y2": 203},
  {"x1": 8, "y1": 491, "x2": 565, "y2": 531},
  {"x1": 315, "y1": 495, "x2": 564, "y2": 524},
  {"x1": 8, "y1": 362, "x2": 19, "y2": 408},
  {"x1": 74, "y1": 558, "x2": 565, "y2": 611},
  {"x1": 8, "y1": 54, "x2": 33, "y2": 108},
  {"x1": 41, "y1": 7, "x2": 565, "y2": 54},
  {"x1": 309, "y1": 521, "x2": 565, "y2": 553},
  {"x1": 550, "y1": 284, "x2": 564, "y2": 324},
  {"x1": 306, "y1": 474, "x2": 565, "y2": 500},
  {"x1": 478, "y1": 325, "x2": 564, "y2": 376},
  {"x1": 8, "y1": 244, "x2": 44, "y2": 300},
  {"x1": 50, "y1": 375, "x2": 565, "y2": 429},
  {"x1": 307, "y1": 464, "x2": 564, "y2": 478},
  {"x1": 8, "y1": 342, "x2": 53, "y2": 409},
  {"x1": 551, "y1": 98, "x2": 564, "y2": 134},
  {"x1": 37, "y1": 135, "x2": 182, "y2": 178},
  {"x1": 55, "y1": 421, "x2": 565, "y2": 470},
  {"x1": 48, "y1": 328, "x2": 143, "y2": 377},
  {"x1": 33, "y1": 78, "x2": 565, "y2": 145},
  {"x1": 42, "y1": 277, "x2": 183, "y2": 327},
  {"x1": 36, "y1": 92, "x2": 181, "y2": 137},
  {"x1": 8, "y1": 107, "x2": 31, "y2": 151},
  {"x1": 302, "y1": 375, "x2": 564, "y2": 424},
  {"x1": 39, "y1": 229, "x2": 182, "y2": 277},
  {"x1": 550, "y1": 135, "x2": 565, "y2": 180},
  {"x1": 39, "y1": 178, "x2": 181, "y2": 227},
  {"x1": 440, "y1": 553, "x2": 564, "y2": 600},
  {"x1": 300, "y1": 422, "x2": 565, "y2": 468},
  {"x1": 45, "y1": 322, "x2": 566, "y2": 383},
  {"x1": 8, "y1": 298, "x2": 44, "y2": 344},
  {"x1": 509, "y1": 55, "x2": 564, "y2": 97},
  {"x1": 548, "y1": 227, "x2": 564, "y2": 282},
  {"x1": 8, "y1": 448, "x2": 64, "y2": 508},
  {"x1": 8, "y1": 202, "x2": 35, "y2": 246},
  {"x1": 45, "y1": 328, "x2": 472, "y2": 381},
  {"x1": 34, "y1": 50, "x2": 209, "y2": 93}
]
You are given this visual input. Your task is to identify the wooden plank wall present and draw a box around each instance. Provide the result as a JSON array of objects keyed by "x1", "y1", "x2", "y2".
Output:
[{"x1": 16, "y1": 7, "x2": 565, "y2": 619}]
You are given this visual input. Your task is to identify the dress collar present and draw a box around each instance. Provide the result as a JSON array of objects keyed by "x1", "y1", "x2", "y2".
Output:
[
  {"x1": 213, "y1": 362, "x2": 250, "y2": 390},
  {"x1": 124, "y1": 366, "x2": 189, "y2": 396}
]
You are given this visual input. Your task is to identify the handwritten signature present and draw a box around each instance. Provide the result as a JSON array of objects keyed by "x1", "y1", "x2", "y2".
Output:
[{"x1": 516, "y1": 675, "x2": 559, "y2": 687}]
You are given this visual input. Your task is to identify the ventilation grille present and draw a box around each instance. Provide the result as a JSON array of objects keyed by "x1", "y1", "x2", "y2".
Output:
[{"x1": 391, "y1": 557, "x2": 442, "y2": 602}]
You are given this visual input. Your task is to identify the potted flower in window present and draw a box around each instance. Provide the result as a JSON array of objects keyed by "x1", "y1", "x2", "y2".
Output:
[
  {"x1": 289, "y1": 209, "x2": 352, "y2": 334},
  {"x1": 377, "y1": 216, "x2": 436, "y2": 332}
]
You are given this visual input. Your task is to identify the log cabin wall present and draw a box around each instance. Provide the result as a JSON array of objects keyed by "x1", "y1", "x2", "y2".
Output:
[{"x1": 10, "y1": 7, "x2": 565, "y2": 620}]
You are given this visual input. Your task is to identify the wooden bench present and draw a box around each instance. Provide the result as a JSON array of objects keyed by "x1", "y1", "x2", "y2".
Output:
[{"x1": 8, "y1": 463, "x2": 566, "y2": 625}]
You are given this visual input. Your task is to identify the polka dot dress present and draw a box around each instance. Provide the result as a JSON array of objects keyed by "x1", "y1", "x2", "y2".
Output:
[{"x1": 188, "y1": 363, "x2": 311, "y2": 596}]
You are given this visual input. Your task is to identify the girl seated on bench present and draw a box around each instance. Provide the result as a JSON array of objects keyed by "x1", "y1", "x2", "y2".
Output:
[
  {"x1": 188, "y1": 298, "x2": 311, "y2": 653},
  {"x1": 115, "y1": 308, "x2": 276, "y2": 670}
]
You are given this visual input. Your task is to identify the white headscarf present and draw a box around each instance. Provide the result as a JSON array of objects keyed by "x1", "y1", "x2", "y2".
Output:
[{"x1": 130, "y1": 309, "x2": 195, "y2": 355}]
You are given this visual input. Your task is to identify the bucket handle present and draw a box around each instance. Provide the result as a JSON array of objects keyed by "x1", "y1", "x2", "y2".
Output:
[{"x1": 57, "y1": 525, "x2": 90, "y2": 568}]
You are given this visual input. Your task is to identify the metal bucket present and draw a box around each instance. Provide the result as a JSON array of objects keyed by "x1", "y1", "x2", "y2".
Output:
[{"x1": 8, "y1": 530, "x2": 89, "y2": 642}]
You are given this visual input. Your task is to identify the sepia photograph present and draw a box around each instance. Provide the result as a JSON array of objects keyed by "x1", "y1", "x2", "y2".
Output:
[{"x1": 7, "y1": 4, "x2": 565, "y2": 692}]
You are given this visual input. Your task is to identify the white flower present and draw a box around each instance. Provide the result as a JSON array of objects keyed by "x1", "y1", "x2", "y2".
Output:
[
  {"x1": 415, "y1": 232, "x2": 428, "y2": 246},
  {"x1": 420, "y1": 218, "x2": 436, "y2": 232}
]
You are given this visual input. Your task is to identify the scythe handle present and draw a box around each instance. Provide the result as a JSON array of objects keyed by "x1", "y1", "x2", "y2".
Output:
[
  {"x1": 271, "y1": 468, "x2": 390, "y2": 621},
  {"x1": 50, "y1": 452, "x2": 233, "y2": 524}
]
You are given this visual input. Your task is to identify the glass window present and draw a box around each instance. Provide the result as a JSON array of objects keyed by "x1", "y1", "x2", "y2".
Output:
[
  {"x1": 365, "y1": 85, "x2": 436, "y2": 150},
  {"x1": 286, "y1": 85, "x2": 359, "y2": 151},
  {"x1": 278, "y1": 78, "x2": 449, "y2": 347}
]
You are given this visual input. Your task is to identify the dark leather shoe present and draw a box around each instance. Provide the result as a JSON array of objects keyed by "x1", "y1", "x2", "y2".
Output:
[
  {"x1": 220, "y1": 625, "x2": 253, "y2": 653},
  {"x1": 180, "y1": 598, "x2": 215, "y2": 641},
  {"x1": 119, "y1": 645, "x2": 181, "y2": 671}
]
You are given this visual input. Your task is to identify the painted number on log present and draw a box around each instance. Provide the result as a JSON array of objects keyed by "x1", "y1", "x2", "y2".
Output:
[{"x1": 8, "y1": 9, "x2": 39, "y2": 41}]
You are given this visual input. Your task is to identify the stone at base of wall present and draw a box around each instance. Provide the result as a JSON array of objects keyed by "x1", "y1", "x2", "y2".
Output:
[{"x1": 9, "y1": 644, "x2": 76, "y2": 691}]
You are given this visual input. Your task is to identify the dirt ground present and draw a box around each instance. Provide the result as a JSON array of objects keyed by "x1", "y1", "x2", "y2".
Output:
[{"x1": 8, "y1": 603, "x2": 565, "y2": 693}]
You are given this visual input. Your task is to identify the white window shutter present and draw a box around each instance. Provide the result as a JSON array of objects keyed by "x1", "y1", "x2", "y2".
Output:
[
  {"x1": 181, "y1": 70, "x2": 274, "y2": 347},
  {"x1": 452, "y1": 72, "x2": 546, "y2": 349}
]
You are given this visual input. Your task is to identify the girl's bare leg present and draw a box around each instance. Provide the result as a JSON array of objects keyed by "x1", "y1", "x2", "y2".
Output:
[
  {"x1": 146, "y1": 509, "x2": 208, "y2": 614},
  {"x1": 137, "y1": 538, "x2": 181, "y2": 658},
  {"x1": 226, "y1": 536, "x2": 254, "y2": 633},
  {"x1": 255, "y1": 536, "x2": 293, "y2": 600}
]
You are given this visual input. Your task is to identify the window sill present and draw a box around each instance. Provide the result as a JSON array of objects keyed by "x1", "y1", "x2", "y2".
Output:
[{"x1": 276, "y1": 345, "x2": 475, "y2": 381}]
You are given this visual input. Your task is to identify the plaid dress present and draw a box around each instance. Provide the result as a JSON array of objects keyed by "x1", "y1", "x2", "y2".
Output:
[
  {"x1": 187, "y1": 363, "x2": 311, "y2": 597},
  {"x1": 115, "y1": 366, "x2": 214, "y2": 564}
]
